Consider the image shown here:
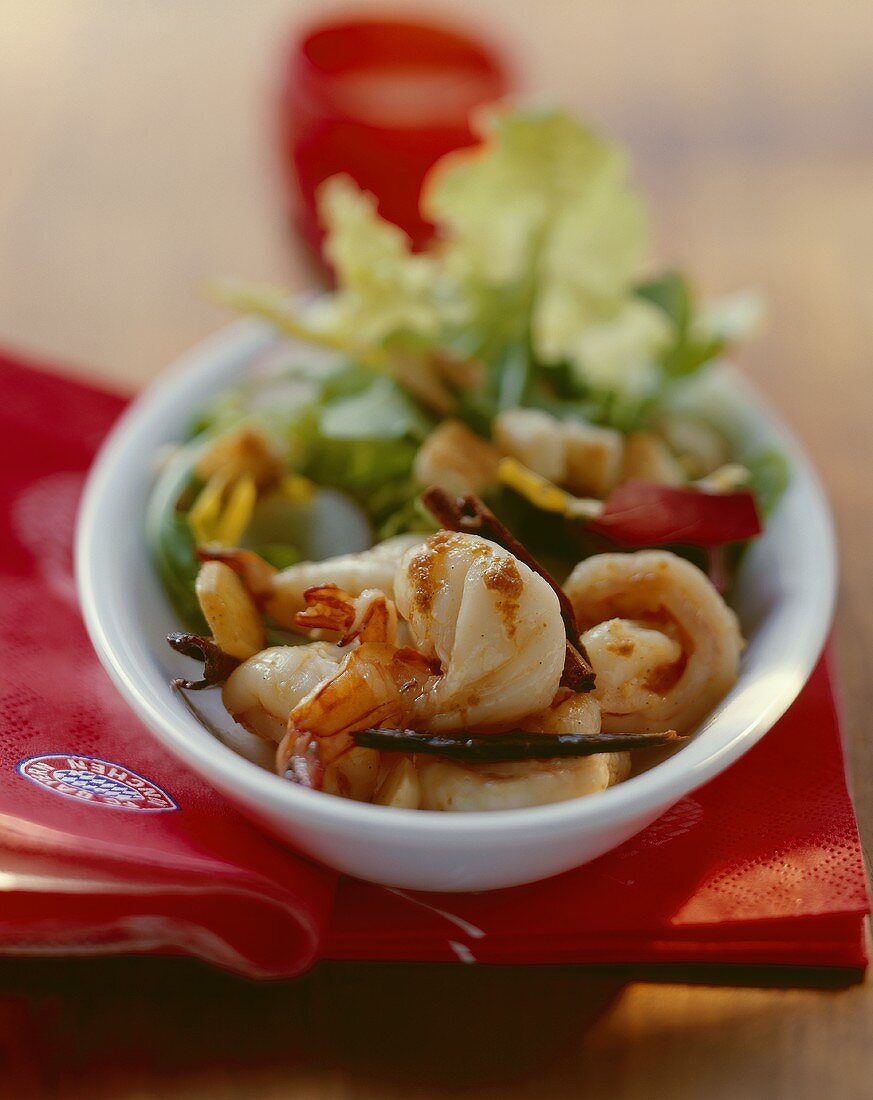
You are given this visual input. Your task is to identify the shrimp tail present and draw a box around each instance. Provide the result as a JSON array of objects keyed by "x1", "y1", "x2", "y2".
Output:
[
  {"x1": 294, "y1": 584, "x2": 356, "y2": 635},
  {"x1": 276, "y1": 643, "x2": 434, "y2": 786},
  {"x1": 294, "y1": 585, "x2": 398, "y2": 645}
]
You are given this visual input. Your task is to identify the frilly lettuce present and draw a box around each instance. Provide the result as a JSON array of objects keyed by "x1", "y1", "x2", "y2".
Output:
[
  {"x1": 155, "y1": 108, "x2": 772, "y2": 624},
  {"x1": 212, "y1": 176, "x2": 453, "y2": 366},
  {"x1": 558, "y1": 299, "x2": 671, "y2": 398},
  {"x1": 423, "y1": 109, "x2": 666, "y2": 399},
  {"x1": 309, "y1": 176, "x2": 452, "y2": 348},
  {"x1": 424, "y1": 109, "x2": 636, "y2": 292},
  {"x1": 219, "y1": 107, "x2": 756, "y2": 429}
]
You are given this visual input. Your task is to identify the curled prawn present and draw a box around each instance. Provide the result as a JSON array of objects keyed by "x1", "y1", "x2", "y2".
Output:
[
  {"x1": 279, "y1": 642, "x2": 436, "y2": 784},
  {"x1": 394, "y1": 531, "x2": 566, "y2": 731},
  {"x1": 222, "y1": 642, "x2": 344, "y2": 743},
  {"x1": 275, "y1": 581, "x2": 431, "y2": 784},
  {"x1": 222, "y1": 641, "x2": 389, "y2": 801},
  {"x1": 278, "y1": 531, "x2": 566, "y2": 786},
  {"x1": 294, "y1": 584, "x2": 398, "y2": 644},
  {"x1": 565, "y1": 550, "x2": 743, "y2": 735},
  {"x1": 409, "y1": 693, "x2": 630, "y2": 811}
]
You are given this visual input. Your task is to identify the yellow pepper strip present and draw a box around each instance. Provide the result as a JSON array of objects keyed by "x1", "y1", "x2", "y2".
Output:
[
  {"x1": 280, "y1": 473, "x2": 315, "y2": 504},
  {"x1": 188, "y1": 471, "x2": 231, "y2": 546},
  {"x1": 497, "y1": 457, "x2": 603, "y2": 521},
  {"x1": 214, "y1": 474, "x2": 257, "y2": 546},
  {"x1": 188, "y1": 470, "x2": 258, "y2": 548},
  {"x1": 188, "y1": 462, "x2": 313, "y2": 550}
]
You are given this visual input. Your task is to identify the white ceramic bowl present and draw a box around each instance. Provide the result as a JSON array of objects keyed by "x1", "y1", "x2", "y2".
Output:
[{"x1": 76, "y1": 320, "x2": 836, "y2": 891}]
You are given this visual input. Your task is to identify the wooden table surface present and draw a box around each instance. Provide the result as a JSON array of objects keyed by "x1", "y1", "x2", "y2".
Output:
[{"x1": 1, "y1": 2, "x2": 871, "y2": 1096}]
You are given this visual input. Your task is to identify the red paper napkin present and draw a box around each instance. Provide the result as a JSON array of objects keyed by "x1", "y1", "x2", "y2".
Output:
[{"x1": 0, "y1": 350, "x2": 868, "y2": 979}]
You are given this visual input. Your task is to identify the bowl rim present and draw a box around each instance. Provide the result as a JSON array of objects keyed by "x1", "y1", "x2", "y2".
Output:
[{"x1": 76, "y1": 319, "x2": 837, "y2": 839}]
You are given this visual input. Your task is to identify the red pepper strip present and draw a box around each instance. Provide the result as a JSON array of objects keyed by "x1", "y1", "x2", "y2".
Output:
[{"x1": 587, "y1": 479, "x2": 762, "y2": 548}]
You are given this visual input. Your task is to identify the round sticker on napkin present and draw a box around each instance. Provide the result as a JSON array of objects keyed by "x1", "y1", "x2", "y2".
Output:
[{"x1": 16, "y1": 755, "x2": 178, "y2": 812}]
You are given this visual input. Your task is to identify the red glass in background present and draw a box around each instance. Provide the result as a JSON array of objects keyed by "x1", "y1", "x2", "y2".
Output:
[{"x1": 280, "y1": 15, "x2": 510, "y2": 258}]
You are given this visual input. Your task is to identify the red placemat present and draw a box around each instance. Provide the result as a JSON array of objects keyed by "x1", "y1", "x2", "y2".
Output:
[{"x1": 0, "y1": 350, "x2": 868, "y2": 980}]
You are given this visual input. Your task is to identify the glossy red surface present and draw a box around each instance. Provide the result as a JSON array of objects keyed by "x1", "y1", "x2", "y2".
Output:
[{"x1": 279, "y1": 16, "x2": 509, "y2": 255}]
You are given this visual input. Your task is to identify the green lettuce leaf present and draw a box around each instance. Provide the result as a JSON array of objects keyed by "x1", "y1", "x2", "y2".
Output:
[
  {"x1": 423, "y1": 108, "x2": 665, "y2": 400},
  {"x1": 309, "y1": 175, "x2": 452, "y2": 349},
  {"x1": 290, "y1": 377, "x2": 432, "y2": 528},
  {"x1": 213, "y1": 107, "x2": 760, "y2": 440},
  {"x1": 638, "y1": 274, "x2": 764, "y2": 382},
  {"x1": 145, "y1": 444, "x2": 207, "y2": 632},
  {"x1": 319, "y1": 376, "x2": 432, "y2": 441},
  {"x1": 746, "y1": 448, "x2": 790, "y2": 517}
]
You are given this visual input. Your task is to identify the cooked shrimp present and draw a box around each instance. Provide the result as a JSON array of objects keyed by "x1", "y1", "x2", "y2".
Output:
[
  {"x1": 210, "y1": 534, "x2": 706, "y2": 811},
  {"x1": 221, "y1": 640, "x2": 384, "y2": 801},
  {"x1": 195, "y1": 559, "x2": 266, "y2": 660},
  {"x1": 275, "y1": 581, "x2": 429, "y2": 784},
  {"x1": 234, "y1": 577, "x2": 420, "y2": 782},
  {"x1": 523, "y1": 689, "x2": 603, "y2": 735},
  {"x1": 410, "y1": 687, "x2": 627, "y2": 811},
  {"x1": 294, "y1": 585, "x2": 398, "y2": 645},
  {"x1": 203, "y1": 534, "x2": 422, "y2": 630},
  {"x1": 581, "y1": 618, "x2": 684, "y2": 726},
  {"x1": 222, "y1": 642, "x2": 344, "y2": 743},
  {"x1": 565, "y1": 550, "x2": 743, "y2": 734},
  {"x1": 414, "y1": 753, "x2": 630, "y2": 811},
  {"x1": 276, "y1": 530, "x2": 566, "y2": 784},
  {"x1": 394, "y1": 531, "x2": 566, "y2": 731},
  {"x1": 277, "y1": 643, "x2": 436, "y2": 785}
]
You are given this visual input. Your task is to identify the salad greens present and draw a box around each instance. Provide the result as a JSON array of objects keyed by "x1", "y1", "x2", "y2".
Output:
[
  {"x1": 745, "y1": 448, "x2": 791, "y2": 518},
  {"x1": 218, "y1": 108, "x2": 759, "y2": 432},
  {"x1": 149, "y1": 106, "x2": 783, "y2": 624},
  {"x1": 146, "y1": 443, "x2": 208, "y2": 631}
]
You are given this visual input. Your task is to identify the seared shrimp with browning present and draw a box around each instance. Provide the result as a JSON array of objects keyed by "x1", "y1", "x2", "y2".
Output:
[
  {"x1": 565, "y1": 550, "x2": 743, "y2": 735},
  {"x1": 408, "y1": 693, "x2": 630, "y2": 812},
  {"x1": 178, "y1": 519, "x2": 734, "y2": 812},
  {"x1": 394, "y1": 532, "x2": 567, "y2": 731},
  {"x1": 278, "y1": 531, "x2": 566, "y2": 785}
]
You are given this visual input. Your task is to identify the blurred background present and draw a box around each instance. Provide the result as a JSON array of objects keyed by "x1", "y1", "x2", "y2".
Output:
[
  {"x1": 1, "y1": 2, "x2": 871, "y2": 1096},
  {"x1": 2, "y1": 0, "x2": 870, "y2": 390}
]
